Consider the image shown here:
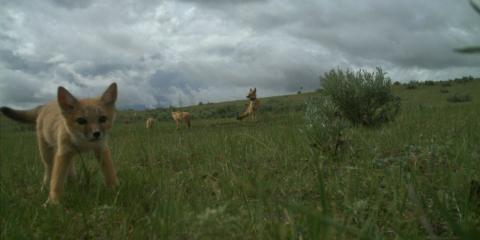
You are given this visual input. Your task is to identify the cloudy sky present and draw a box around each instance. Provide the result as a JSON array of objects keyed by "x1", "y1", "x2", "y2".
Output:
[{"x1": 1, "y1": 0, "x2": 480, "y2": 109}]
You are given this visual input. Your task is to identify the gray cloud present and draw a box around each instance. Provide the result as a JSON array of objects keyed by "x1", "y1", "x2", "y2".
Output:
[
  {"x1": 1, "y1": 0, "x2": 480, "y2": 109},
  {"x1": 50, "y1": 0, "x2": 94, "y2": 9}
]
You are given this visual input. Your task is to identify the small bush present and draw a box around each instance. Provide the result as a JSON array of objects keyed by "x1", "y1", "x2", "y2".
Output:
[
  {"x1": 439, "y1": 89, "x2": 449, "y2": 94},
  {"x1": 423, "y1": 80, "x2": 435, "y2": 86},
  {"x1": 215, "y1": 105, "x2": 238, "y2": 118},
  {"x1": 261, "y1": 104, "x2": 273, "y2": 112},
  {"x1": 405, "y1": 84, "x2": 416, "y2": 90},
  {"x1": 454, "y1": 76, "x2": 474, "y2": 85},
  {"x1": 321, "y1": 67, "x2": 400, "y2": 127},
  {"x1": 405, "y1": 80, "x2": 418, "y2": 90},
  {"x1": 440, "y1": 82, "x2": 452, "y2": 87},
  {"x1": 447, "y1": 94, "x2": 472, "y2": 103},
  {"x1": 305, "y1": 96, "x2": 350, "y2": 157}
]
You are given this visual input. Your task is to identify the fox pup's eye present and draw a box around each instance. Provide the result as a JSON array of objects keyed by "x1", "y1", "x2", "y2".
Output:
[
  {"x1": 98, "y1": 116, "x2": 107, "y2": 123},
  {"x1": 76, "y1": 117, "x2": 87, "y2": 125}
]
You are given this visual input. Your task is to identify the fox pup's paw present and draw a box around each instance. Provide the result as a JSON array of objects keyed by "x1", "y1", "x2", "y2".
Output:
[
  {"x1": 42, "y1": 198, "x2": 60, "y2": 207},
  {"x1": 106, "y1": 179, "x2": 119, "y2": 188}
]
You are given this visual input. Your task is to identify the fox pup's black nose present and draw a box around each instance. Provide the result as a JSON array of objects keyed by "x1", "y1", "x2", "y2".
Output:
[{"x1": 93, "y1": 131, "x2": 101, "y2": 138}]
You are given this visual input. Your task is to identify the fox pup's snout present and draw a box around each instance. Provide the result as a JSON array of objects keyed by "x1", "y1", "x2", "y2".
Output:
[{"x1": 69, "y1": 109, "x2": 111, "y2": 142}]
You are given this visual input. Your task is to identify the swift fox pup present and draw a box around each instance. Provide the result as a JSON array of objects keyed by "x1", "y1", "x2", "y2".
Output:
[
  {"x1": 171, "y1": 111, "x2": 191, "y2": 130},
  {"x1": 145, "y1": 117, "x2": 155, "y2": 129},
  {"x1": 237, "y1": 88, "x2": 260, "y2": 121},
  {"x1": 0, "y1": 83, "x2": 119, "y2": 205}
]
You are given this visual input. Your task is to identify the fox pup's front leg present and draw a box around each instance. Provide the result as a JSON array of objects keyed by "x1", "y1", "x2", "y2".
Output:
[
  {"x1": 38, "y1": 136, "x2": 54, "y2": 192},
  {"x1": 47, "y1": 151, "x2": 74, "y2": 205},
  {"x1": 95, "y1": 146, "x2": 118, "y2": 187}
]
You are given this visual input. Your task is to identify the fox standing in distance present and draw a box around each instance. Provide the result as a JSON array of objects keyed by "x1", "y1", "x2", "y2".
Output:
[
  {"x1": 171, "y1": 111, "x2": 191, "y2": 130},
  {"x1": 237, "y1": 88, "x2": 260, "y2": 121},
  {"x1": 145, "y1": 117, "x2": 155, "y2": 129},
  {"x1": 0, "y1": 83, "x2": 119, "y2": 205}
]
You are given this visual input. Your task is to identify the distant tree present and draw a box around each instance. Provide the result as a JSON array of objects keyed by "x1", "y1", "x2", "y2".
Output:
[
  {"x1": 405, "y1": 80, "x2": 418, "y2": 90},
  {"x1": 424, "y1": 80, "x2": 435, "y2": 86}
]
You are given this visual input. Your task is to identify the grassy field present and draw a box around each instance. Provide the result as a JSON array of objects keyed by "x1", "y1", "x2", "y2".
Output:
[{"x1": 1, "y1": 80, "x2": 480, "y2": 239}]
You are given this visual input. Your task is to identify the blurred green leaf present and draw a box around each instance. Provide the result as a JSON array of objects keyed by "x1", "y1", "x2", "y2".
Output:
[
  {"x1": 471, "y1": 0, "x2": 480, "y2": 14},
  {"x1": 455, "y1": 46, "x2": 480, "y2": 53},
  {"x1": 456, "y1": 1, "x2": 480, "y2": 54}
]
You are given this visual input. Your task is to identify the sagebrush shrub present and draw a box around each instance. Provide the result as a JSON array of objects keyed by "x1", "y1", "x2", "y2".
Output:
[
  {"x1": 440, "y1": 82, "x2": 452, "y2": 87},
  {"x1": 215, "y1": 105, "x2": 238, "y2": 118},
  {"x1": 424, "y1": 80, "x2": 435, "y2": 86},
  {"x1": 321, "y1": 67, "x2": 400, "y2": 127},
  {"x1": 305, "y1": 96, "x2": 350, "y2": 156},
  {"x1": 447, "y1": 94, "x2": 472, "y2": 103},
  {"x1": 405, "y1": 80, "x2": 418, "y2": 90},
  {"x1": 405, "y1": 84, "x2": 417, "y2": 90}
]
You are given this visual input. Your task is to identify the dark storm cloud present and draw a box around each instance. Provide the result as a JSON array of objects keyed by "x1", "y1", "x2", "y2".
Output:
[
  {"x1": 0, "y1": 49, "x2": 56, "y2": 74},
  {"x1": 1, "y1": 0, "x2": 479, "y2": 108},
  {"x1": 50, "y1": 0, "x2": 94, "y2": 9},
  {"x1": 178, "y1": 0, "x2": 267, "y2": 6}
]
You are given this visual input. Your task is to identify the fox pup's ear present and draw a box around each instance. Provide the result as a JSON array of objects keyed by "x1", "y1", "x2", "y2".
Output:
[
  {"x1": 58, "y1": 87, "x2": 78, "y2": 113},
  {"x1": 101, "y1": 82, "x2": 117, "y2": 106}
]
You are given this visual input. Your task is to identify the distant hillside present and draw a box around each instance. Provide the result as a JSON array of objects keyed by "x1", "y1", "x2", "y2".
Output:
[
  {"x1": 116, "y1": 77, "x2": 480, "y2": 124},
  {"x1": 116, "y1": 91, "x2": 319, "y2": 123}
]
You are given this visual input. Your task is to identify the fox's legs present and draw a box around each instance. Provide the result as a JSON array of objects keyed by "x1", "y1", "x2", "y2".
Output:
[
  {"x1": 47, "y1": 151, "x2": 74, "y2": 204},
  {"x1": 94, "y1": 146, "x2": 118, "y2": 187},
  {"x1": 37, "y1": 135, "x2": 53, "y2": 192}
]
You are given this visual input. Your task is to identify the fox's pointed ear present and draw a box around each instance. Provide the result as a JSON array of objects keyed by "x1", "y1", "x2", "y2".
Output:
[
  {"x1": 253, "y1": 88, "x2": 256, "y2": 92},
  {"x1": 58, "y1": 86, "x2": 78, "y2": 113},
  {"x1": 101, "y1": 83, "x2": 117, "y2": 106}
]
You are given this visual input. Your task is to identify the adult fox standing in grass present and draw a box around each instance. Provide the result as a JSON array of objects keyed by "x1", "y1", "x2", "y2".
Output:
[
  {"x1": 171, "y1": 111, "x2": 191, "y2": 130},
  {"x1": 0, "y1": 83, "x2": 119, "y2": 205},
  {"x1": 237, "y1": 88, "x2": 260, "y2": 121}
]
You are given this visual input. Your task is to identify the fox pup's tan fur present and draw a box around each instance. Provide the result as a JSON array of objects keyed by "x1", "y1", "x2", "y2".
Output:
[
  {"x1": 171, "y1": 111, "x2": 191, "y2": 130},
  {"x1": 237, "y1": 88, "x2": 260, "y2": 121},
  {"x1": 0, "y1": 83, "x2": 119, "y2": 205}
]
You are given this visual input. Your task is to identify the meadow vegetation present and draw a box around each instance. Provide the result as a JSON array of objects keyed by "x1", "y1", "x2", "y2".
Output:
[{"x1": 1, "y1": 76, "x2": 480, "y2": 239}]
